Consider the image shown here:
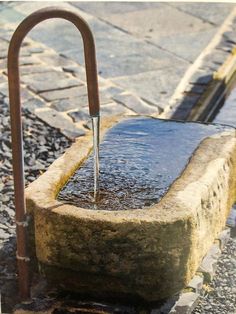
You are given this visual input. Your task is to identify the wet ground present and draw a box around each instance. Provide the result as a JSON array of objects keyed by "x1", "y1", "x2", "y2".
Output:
[{"x1": 58, "y1": 116, "x2": 230, "y2": 211}]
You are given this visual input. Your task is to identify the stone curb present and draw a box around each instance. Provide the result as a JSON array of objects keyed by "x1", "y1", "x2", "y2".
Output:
[{"x1": 167, "y1": 228, "x2": 230, "y2": 314}]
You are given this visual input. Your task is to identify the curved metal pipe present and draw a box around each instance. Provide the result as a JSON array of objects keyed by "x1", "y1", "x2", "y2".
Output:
[{"x1": 8, "y1": 7, "x2": 100, "y2": 300}]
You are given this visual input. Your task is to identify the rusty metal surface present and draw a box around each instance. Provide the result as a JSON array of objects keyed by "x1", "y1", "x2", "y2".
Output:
[{"x1": 8, "y1": 7, "x2": 100, "y2": 300}]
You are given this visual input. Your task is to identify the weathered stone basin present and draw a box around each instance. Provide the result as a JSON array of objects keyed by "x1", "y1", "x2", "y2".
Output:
[{"x1": 26, "y1": 116, "x2": 236, "y2": 302}]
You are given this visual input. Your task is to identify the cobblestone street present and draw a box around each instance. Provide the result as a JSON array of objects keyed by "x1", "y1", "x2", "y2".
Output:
[{"x1": 1, "y1": 2, "x2": 236, "y2": 313}]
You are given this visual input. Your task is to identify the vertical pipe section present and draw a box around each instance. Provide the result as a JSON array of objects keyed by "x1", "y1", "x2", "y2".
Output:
[
  {"x1": 91, "y1": 116, "x2": 100, "y2": 201},
  {"x1": 8, "y1": 7, "x2": 100, "y2": 300}
]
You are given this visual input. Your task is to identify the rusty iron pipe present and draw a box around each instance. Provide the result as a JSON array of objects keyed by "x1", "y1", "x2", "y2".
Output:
[{"x1": 8, "y1": 7, "x2": 100, "y2": 300}]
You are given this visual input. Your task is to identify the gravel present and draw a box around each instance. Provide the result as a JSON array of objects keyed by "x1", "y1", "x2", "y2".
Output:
[
  {"x1": 0, "y1": 94, "x2": 71, "y2": 312},
  {"x1": 193, "y1": 233, "x2": 236, "y2": 314}
]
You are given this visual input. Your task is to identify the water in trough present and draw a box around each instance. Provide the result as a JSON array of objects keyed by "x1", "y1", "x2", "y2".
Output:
[{"x1": 58, "y1": 116, "x2": 229, "y2": 210}]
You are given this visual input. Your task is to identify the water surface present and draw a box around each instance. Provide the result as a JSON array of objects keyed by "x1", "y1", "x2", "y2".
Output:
[{"x1": 58, "y1": 117, "x2": 228, "y2": 210}]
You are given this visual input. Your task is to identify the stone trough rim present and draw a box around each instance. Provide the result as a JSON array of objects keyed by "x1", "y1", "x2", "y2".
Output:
[{"x1": 25, "y1": 114, "x2": 236, "y2": 224}]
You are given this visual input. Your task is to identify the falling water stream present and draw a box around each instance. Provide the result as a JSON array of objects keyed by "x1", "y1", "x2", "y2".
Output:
[{"x1": 91, "y1": 116, "x2": 100, "y2": 202}]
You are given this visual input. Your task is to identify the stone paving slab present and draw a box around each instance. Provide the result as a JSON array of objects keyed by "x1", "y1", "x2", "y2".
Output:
[
  {"x1": 21, "y1": 71, "x2": 80, "y2": 93},
  {"x1": 112, "y1": 64, "x2": 187, "y2": 110},
  {"x1": 39, "y1": 85, "x2": 88, "y2": 102},
  {"x1": 112, "y1": 92, "x2": 159, "y2": 115},
  {"x1": 92, "y1": 5, "x2": 213, "y2": 42},
  {"x1": 0, "y1": 21, "x2": 142, "y2": 139},
  {"x1": 5, "y1": 1, "x2": 232, "y2": 112},
  {"x1": 168, "y1": 2, "x2": 235, "y2": 26},
  {"x1": 155, "y1": 29, "x2": 218, "y2": 63},
  {"x1": 19, "y1": 11, "x2": 180, "y2": 77},
  {"x1": 34, "y1": 107, "x2": 86, "y2": 139},
  {"x1": 5, "y1": 2, "x2": 232, "y2": 111},
  {"x1": 170, "y1": 292, "x2": 200, "y2": 314},
  {"x1": 71, "y1": 1, "x2": 163, "y2": 17}
]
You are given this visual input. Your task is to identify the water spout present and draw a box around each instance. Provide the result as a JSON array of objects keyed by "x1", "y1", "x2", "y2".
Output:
[
  {"x1": 7, "y1": 7, "x2": 101, "y2": 299},
  {"x1": 91, "y1": 115, "x2": 100, "y2": 201}
]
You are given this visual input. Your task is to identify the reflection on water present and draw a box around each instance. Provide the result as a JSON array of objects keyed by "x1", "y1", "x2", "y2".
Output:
[{"x1": 58, "y1": 117, "x2": 228, "y2": 210}]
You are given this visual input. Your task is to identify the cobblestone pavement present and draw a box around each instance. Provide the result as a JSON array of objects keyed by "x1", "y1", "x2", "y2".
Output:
[
  {"x1": 1, "y1": 1, "x2": 236, "y2": 313},
  {"x1": 0, "y1": 2, "x2": 235, "y2": 115}
]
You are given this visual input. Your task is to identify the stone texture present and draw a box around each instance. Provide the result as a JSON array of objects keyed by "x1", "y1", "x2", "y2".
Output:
[
  {"x1": 187, "y1": 275, "x2": 203, "y2": 294},
  {"x1": 200, "y1": 50, "x2": 230, "y2": 72},
  {"x1": 198, "y1": 243, "x2": 222, "y2": 282},
  {"x1": 0, "y1": 75, "x2": 7, "y2": 84},
  {"x1": 0, "y1": 82, "x2": 34, "y2": 101},
  {"x1": 92, "y1": 5, "x2": 213, "y2": 42},
  {"x1": 95, "y1": 52, "x2": 172, "y2": 78},
  {"x1": 22, "y1": 98, "x2": 46, "y2": 113},
  {"x1": 0, "y1": 40, "x2": 9, "y2": 59},
  {"x1": 0, "y1": 6, "x2": 25, "y2": 24},
  {"x1": 26, "y1": 46, "x2": 45, "y2": 54},
  {"x1": 0, "y1": 59, "x2": 7, "y2": 70},
  {"x1": 21, "y1": 71, "x2": 80, "y2": 94},
  {"x1": 169, "y1": 3, "x2": 234, "y2": 26},
  {"x1": 40, "y1": 85, "x2": 85, "y2": 102},
  {"x1": 100, "y1": 102, "x2": 133, "y2": 116},
  {"x1": 5, "y1": 1, "x2": 230, "y2": 116},
  {"x1": 68, "y1": 109, "x2": 90, "y2": 122},
  {"x1": 217, "y1": 228, "x2": 230, "y2": 250},
  {"x1": 39, "y1": 53, "x2": 76, "y2": 68},
  {"x1": 18, "y1": 56, "x2": 41, "y2": 66},
  {"x1": 20, "y1": 65, "x2": 56, "y2": 76},
  {"x1": 100, "y1": 85, "x2": 124, "y2": 97},
  {"x1": 13, "y1": 3, "x2": 88, "y2": 55},
  {"x1": 49, "y1": 14, "x2": 179, "y2": 77},
  {"x1": 25, "y1": 117, "x2": 236, "y2": 302},
  {"x1": 34, "y1": 108, "x2": 85, "y2": 139},
  {"x1": 63, "y1": 64, "x2": 87, "y2": 82},
  {"x1": 1, "y1": 56, "x2": 41, "y2": 72},
  {"x1": 170, "y1": 292, "x2": 199, "y2": 314},
  {"x1": 51, "y1": 98, "x2": 81, "y2": 112},
  {"x1": 112, "y1": 64, "x2": 187, "y2": 110},
  {"x1": 189, "y1": 70, "x2": 213, "y2": 85},
  {"x1": 72, "y1": 2, "x2": 162, "y2": 17},
  {"x1": 0, "y1": 229, "x2": 9, "y2": 240},
  {"x1": 62, "y1": 127, "x2": 85, "y2": 140},
  {"x1": 112, "y1": 93, "x2": 159, "y2": 115},
  {"x1": 155, "y1": 29, "x2": 217, "y2": 62},
  {"x1": 226, "y1": 204, "x2": 236, "y2": 228}
]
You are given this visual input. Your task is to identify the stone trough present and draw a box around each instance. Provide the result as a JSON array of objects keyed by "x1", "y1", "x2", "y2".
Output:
[{"x1": 26, "y1": 115, "x2": 236, "y2": 302}]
